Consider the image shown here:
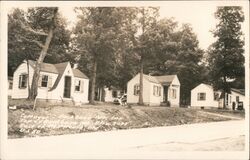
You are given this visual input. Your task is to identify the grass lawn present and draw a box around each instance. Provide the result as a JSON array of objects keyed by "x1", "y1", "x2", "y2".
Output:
[
  {"x1": 201, "y1": 108, "x2": 245, "y2": 118},
  {"x1": 8, "y1": 101, "x2": 244, "y2": 139}
]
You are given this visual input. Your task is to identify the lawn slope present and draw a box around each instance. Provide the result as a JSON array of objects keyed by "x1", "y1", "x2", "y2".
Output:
[{"x1": 8, "y1": 105, "x2": 242, "y2": 138}]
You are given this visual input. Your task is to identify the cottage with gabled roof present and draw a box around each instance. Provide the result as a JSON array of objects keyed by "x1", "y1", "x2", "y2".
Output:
[
  {"x1": 191, "y1": 83, "x2": 219, "y2": 108},
  {"x1": 11, "y1": 60, "x2": 89, "y2": 105},
  {"x1": 191, "y1": 83, "x2": 245, "y2": 110},
  {"x1": 127, "y1": 73, "x2": 180, "y2": 106}
]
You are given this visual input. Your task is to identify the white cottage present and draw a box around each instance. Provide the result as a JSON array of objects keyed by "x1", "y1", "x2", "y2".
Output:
[
  {"x1": 223, "y1": 88, "x2": 245, "y2": 110},
  {"x1": 191, "y1": 83, "x2": 219, "y2": 108},
  {"x1": 127, "y1": 73, "x2": 180, "y2": 106},
  {"x1": 191, "y1": 83, "x2": 245, "y2": 110},
  {"x1": 12, "y1": 60, "x2": 89, "y2": 105},
  {"x1": 103, "y1": 87, "x2": 122, "y2": 102}
]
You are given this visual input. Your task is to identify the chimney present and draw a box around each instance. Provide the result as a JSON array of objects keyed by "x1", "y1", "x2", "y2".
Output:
[{"x1": 73, "y1": 63, "x2": 78, "y2": 69}]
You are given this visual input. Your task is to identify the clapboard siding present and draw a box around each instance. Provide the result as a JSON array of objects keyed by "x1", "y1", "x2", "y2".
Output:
[{"x1": 11, "y1": 60, "x2": 89, "y2": 105}]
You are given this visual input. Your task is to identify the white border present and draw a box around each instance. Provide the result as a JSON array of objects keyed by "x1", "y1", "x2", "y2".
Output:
[{"x1": 1, "y1": 1, "x2": 249, "y2": 159}]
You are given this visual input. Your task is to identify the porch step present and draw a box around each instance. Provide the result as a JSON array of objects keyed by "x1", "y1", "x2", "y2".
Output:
[{"x1": 160, "y1": 102, "x2": 169, "y2": 107}]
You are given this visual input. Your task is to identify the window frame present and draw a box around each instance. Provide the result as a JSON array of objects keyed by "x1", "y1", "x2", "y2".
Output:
[
  {"x1": 74, "y1": 79, "x2": 81, "y2": 92},
  {"x1": 171, "y1": 88, "x2": 177, "y2": 99},
  {"x1": 112, "y1": 90, "x2": 118, "y2": 98},
  {"x1": 41, "y1": 75, "x2": 49, "y2": 88},
  {"x1": 18, "y1": 74, "x2": 28, "y2": 89},
  {"x1": 197, "y1": 92, "x2": 206, "y2": 101},
  {"x1": 236, "y1": 96, "x2": 239, "y2": 102},
  {"x1": 153, "y1": 85, "x2": 161, "y2": 97},
  {"x1": 134, "y1": 84, "x2": 140, "y2": 96}
]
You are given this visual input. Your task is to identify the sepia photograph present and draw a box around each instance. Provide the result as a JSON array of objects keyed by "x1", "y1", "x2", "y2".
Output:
[{"x1": 0, "y1": 1, "x2": 249, "y2": 159}]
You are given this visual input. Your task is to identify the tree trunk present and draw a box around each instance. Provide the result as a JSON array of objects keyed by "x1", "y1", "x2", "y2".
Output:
[
  {"x1": 138, "y1": 8, "x2": 145, "y2": 106},
  {"x1": 90, "y1": 59, "x2": 97, "y2": 104},
  {"x1": 223, "y1": 76, "x2": 227, "y2": 109},
  {"x1": 28, "y1": 8, "x2": 58, "y2": 100},
  {"x1": 26, "y1": 59, "x2": 30, "y2": 99},
  {"x1": 138, "y1": 59, "x2": 144, "y2": 105}
]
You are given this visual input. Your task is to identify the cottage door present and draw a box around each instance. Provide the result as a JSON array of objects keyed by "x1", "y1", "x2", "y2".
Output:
[
  {"x1": 163, "y1": 86, "x2": 168, "y2": 102},
  {"x1": 64, "y1": 76, "x2": 71, "y2": 98}
]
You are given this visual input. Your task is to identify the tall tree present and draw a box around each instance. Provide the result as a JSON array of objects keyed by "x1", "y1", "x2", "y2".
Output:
[
  {"x1": 8, "y1": 7, "x2": 72, "y2": 100},
  {"x1": 143, "y1": 19, "x2": 205, "y2": 105},
  {"x1": 207, "y1": 6, "x2": 245, "y2": 108},
  {"x1": 135, "y1": 7, "x2": 159, "y2": 105},
  {"x1": 73, "y1": 7, "x2": 138, "y2": 104},
  {"x1": 29, "y1": 7, "x2": 59, "y2": 100}
]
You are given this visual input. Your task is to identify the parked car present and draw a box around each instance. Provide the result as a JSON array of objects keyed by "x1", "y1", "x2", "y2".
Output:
[{"x1": 114, "y1": 94, "x2": 127, "y2": 105}]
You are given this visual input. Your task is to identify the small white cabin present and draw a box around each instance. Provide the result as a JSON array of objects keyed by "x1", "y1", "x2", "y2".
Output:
[
  {"x1": 222, "y1": 88, "x2": 245, "y2": 110},
  {"x1": 127, "y1": 73, "x2": 180, "y2": 106},
  {"x1": 191, "y1": 83, "x2": 219, "y2": 108},
  {"x1": 191, "y1": 83, "x2": 245, "y2": 110},
  {"x1": 12, "y1": 60, "x2": 89, "y2": 105},
  {"x1": 103, "y1": 87, "x2": 122, "y2": 102}
]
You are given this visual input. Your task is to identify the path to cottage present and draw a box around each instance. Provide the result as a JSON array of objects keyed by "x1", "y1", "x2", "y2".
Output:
[
  {"x1": 5, "y1": 120, "x2": 246, "y2": 159},
  {"x1": 198, "y1": 110, "x2": 244, "y2": 120}
]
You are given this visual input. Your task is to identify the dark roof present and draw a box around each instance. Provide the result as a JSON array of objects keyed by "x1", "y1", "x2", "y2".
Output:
[
  {"x1": 72, "y1": 69, "x2": 88, "y2": 79},
  {"x1": 231, "y1": 88, "x2": 245, "y2": 95},
  {"x1": 154, "y1": 75, "x2": 176, "y2": 85},
  {"x1": 28, "y1": 60, "x2": 58, "y2": 74},
  {"x1": 143, "y1": 74, "x2": 160, "y2": 84},
  {"x1": 50, "y1": 62, "x2": 69, "y2": 90},
  {"x1": 25, "y1": 60, "x2": 88, "y2": 91},
  {"x1": 142, "y1": 74, "x2": 176, "y2": 85}
]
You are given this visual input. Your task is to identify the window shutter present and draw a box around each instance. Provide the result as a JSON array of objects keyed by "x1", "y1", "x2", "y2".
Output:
[
  {"x1": 24, "y1": 74, "x2": 28, "y2": 88},
  {"x1": 38, "y1": 75, "x2": 42, "y2": 87},
  {"x1": 48, "y1": 76, "x2": 52, "y2": 88},
  {"x1": 134, "y1": 85, "x2": 136, "y2": 95},
  {"x1": 18, "y1": 75, "x2": 21, "y2": 88},
  {"x1": 81, "y1": 80, "x2": 84, "y2": 93}
]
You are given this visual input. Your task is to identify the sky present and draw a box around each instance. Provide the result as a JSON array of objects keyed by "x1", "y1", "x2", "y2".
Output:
[
  {"x1": 58, "y1": 1, "x2": 248, "y2": 50},
  {"x1": 59, "y1": 5, "x2": 217, "y2": 50},
  {"x1": 3, "y1": 1, "x2": 249, "y2": 50}
]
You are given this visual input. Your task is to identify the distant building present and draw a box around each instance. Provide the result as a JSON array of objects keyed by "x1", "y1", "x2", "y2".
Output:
[
  {"x1": 12, "y1": 60, "x2": 89, "y2": 105},
  {"x1": 92, "y1": 86, "x2": 123, "y2": 102},
  {"x1": 191, "y1": 83, "x2": 220, "y2": 108},
  {"x1": 191, "y1": 83, "x2": 245, "y2": 110},
  {"x1": 103, "y1": 86, "x2": 123, "y2": 102},
  {"x1": 127, "y1": 73, "x2": 180, "y2": 106},
  {"x1": 223, "y1": 88, "x2": 245, "y2": 110}
]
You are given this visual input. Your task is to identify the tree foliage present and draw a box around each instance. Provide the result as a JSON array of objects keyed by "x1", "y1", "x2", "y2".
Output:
[
  {"x1": 135, "y1": 7, "x2": 159, "y2": 105},
  {"x1": 142, "y1": 19, "x2": 205, "y2": 105},
  {"x1": 73, "y1": 7, "x2": 138, "y2": 103},
  {"x1": 207, "y1": 6, "x2": 244, "y2": 108},
  {"x1": 8, "y1": 8, "x2": 72, "y2": 77}
]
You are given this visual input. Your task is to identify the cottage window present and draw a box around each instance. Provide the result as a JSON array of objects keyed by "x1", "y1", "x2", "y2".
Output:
[
  {"x1": 198, "y1": 93, "x2": 206, "y2": 101},
  {"x1": 153, "y1": 85, "x2": 161, "y2": 96},
  {"x1": 236, "y1": 96, "x2": 239, "y2": 102},
  {"x1": 112, "y1": 91, "x2": 117, "y2": 98},
  {"x1": 18, "y1": 74, "x2": 28, "y2": 89},
  {"x1": 41, "y1": 75, "x2": 49, "y2": 87},
  {"x1": 171, "y1": 89, "x2": 176, "y2": 99},
  {"x1": 134, "y1": 84, "x2": 140, "y2": 96},
  {"x1": 214, "y1": 92, "x2": 219, "y2": 101},
  {"x1": 75, "y1": 79, "x2": 81, "y2": 92}
]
